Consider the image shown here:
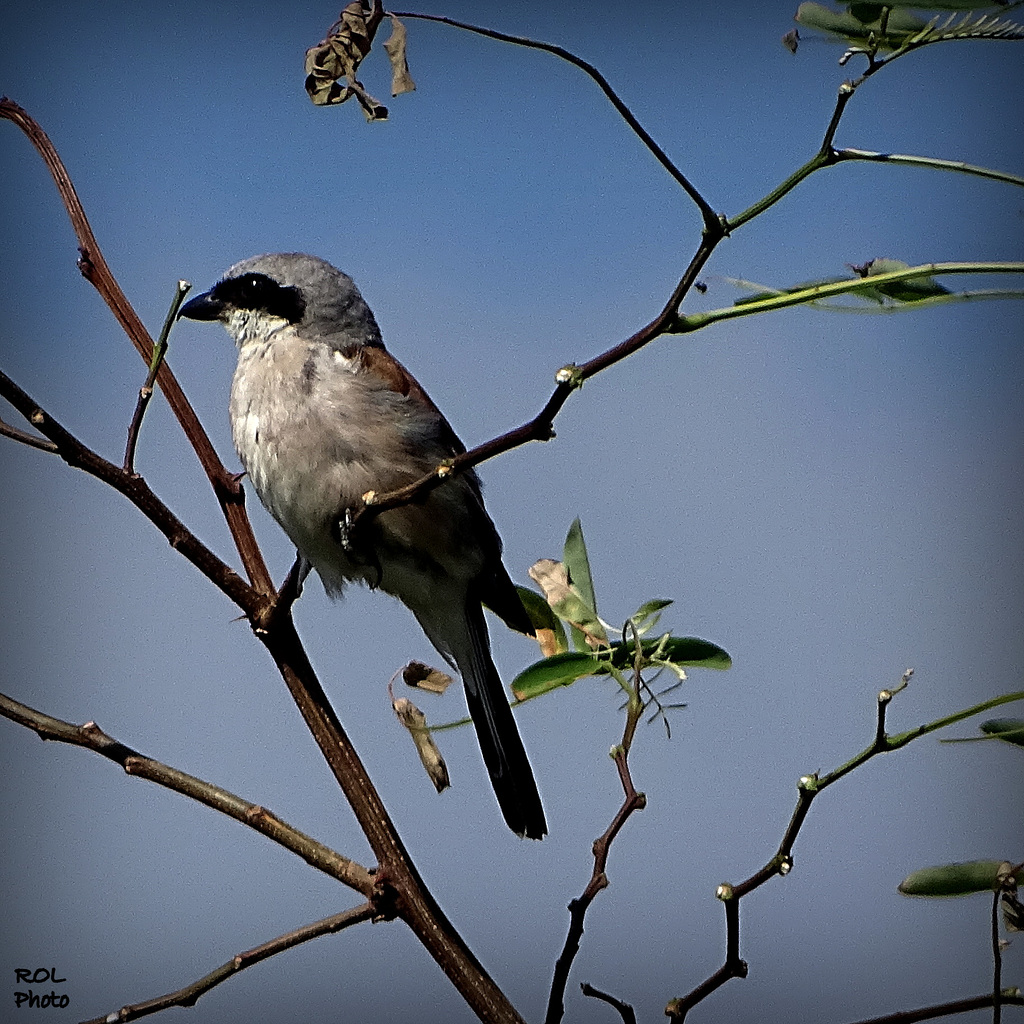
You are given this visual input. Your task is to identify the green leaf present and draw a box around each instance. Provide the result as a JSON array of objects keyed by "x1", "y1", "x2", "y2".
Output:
[
  {"x1": 980, "y1": 717, "x2": 1024, "y2": 747},
  {"x1": 515, "y1": 585, "x2": 568, "y2": 654},
  {"x1": 611, "y1": 636, "x2": 732, "y2": 671},
  {"x1": 629, "y1": 598, "x2": 674, "y2": 637},
  {"x1": 510, "y1": 635, "x2": 731, "y2": 701},
  {"x1": 562, "y1": 519, "x2": 604, "y2": 650},
  {"x1": 511, "y1": 651, "x2": 608, "y2": 700},
  {"x1": 795, "y1": 1, "x2": 928, "y2": 46},
  {"x1": 899, "y1": 860, "x2": 1021, "y2": 897},
  {"x1": 563, "y1": 519, "x2": 597, "y2": 613},
  {"x1": 856, "y1": 258, "x2": 951, "y2": 302}
]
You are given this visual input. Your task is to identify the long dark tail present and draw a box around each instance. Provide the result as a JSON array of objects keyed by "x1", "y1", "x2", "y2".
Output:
[{"x1": 457, "y1": 600, "x2": 547, "y2": 839}]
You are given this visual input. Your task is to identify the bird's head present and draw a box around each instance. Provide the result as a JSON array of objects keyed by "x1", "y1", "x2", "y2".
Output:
[{"x1": 179, "y1": 252, "x2": 382, "y2": 350}]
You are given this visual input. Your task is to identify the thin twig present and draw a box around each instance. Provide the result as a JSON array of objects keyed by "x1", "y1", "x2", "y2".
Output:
[
  {"x1": 835, "y1": 148, "x2": 1024, "y2": 189},
  {"x1": 665, "y1": 677, "x2": 1024, "y2": 1020},
  {"x1": 0, "y1": 368, "x2": 257, "y2": 610},
  {"x1": 390, "y1": 11, "x2": 719, "y2": 231},
  {"x1": 0, "y1": 691, "x2": 375, "y2": 894},
  {"x1": 992, "y1": 886, "x2": 1003, "y2": 1024},
  {"x1": 544, "y1": 656, "x2": 648, "y2": 1024},
  {"x1": 676, "y1": 262, "x2": 1024, "y2": 333},
  {"x1": 0, "y1": 416, "x2": 58, "y2": 452},
  {"x1": 79, "y1": 903, "x2": 377, "y2": 1024},
  {"x1": 124, "y1": 280, "x2": 191, "y2": 473},
  {"x1": 346, "y1": 231, "x2": 722, "y2": 536},
  {"x1": 580, "y1": 982, "x2": 637, "y2": 1024},
  {"x1": 839, "y1": 992, "x2": 1023, "y2": 1024}
]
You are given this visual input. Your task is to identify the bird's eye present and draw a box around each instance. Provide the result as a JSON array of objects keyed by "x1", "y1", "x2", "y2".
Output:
[
  {"x1": 240, "y1": 274, "x2": 274, "y2": 303},
  {"x1": 219, "y1": 272, "x2": 305, "y2": 323}
]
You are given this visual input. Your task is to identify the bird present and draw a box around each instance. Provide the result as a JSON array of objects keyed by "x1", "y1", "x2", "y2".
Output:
[{"x1": 179, "y1": 253, "x2": 547, "y2": 839}]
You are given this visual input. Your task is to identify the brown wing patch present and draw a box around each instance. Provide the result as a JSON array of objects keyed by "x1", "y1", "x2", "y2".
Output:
[{"x1": 356, "y1": 344, "x2": 467, "y2": 456}]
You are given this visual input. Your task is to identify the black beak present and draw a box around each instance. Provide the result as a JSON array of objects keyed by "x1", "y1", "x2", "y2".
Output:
[{"x1": 178, "y1": 290, "x2": 225, "y2": 321}]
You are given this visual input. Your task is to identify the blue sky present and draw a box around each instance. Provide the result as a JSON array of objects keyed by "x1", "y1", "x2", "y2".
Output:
[{"x1": 1, "y1": 3, "x2": 1022, "y2": 1023}]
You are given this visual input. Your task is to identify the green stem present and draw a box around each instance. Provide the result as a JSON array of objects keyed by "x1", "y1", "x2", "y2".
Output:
[
  {"x1": 886, "y1": 690, "x2": 1024, "y2": 750},
  {"x1": 727, "y1": 150, "x2": 833, "y2": 232},
  {"x1": 835, "y1": 148, "x2": 1024, "y2": 188},
  {"x1": 676, "y1": 261, "x2": 1024, "y2": 332},
  {"x1": 820, "y1": 690, "x2": 1024, "y2": 788}
]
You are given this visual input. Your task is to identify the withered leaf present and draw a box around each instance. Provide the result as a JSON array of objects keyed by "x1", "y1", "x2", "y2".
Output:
[
  {"x1": 402, "y1": 660, "x2": 454, "y2": 695},
  {"x1": 528, "y1": 558, "x2": 608, "y2": 649},
  {"x1": 392, "y1": 696, "x2": 450, "y2": 793},
  {"x1": 534, "y1": 627, "x2": 560, "y2": 659},
  {"x1": 383, "y1": 15, "x2": 416, "y2": 97},
  {"x1": 304, "y1": 1, "x2": 389, "y2": 119}
]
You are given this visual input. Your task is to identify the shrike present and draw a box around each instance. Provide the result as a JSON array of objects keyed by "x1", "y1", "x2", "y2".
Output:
[{"x1": 180, "y1": 253, "x2": 546, "y2": 839}]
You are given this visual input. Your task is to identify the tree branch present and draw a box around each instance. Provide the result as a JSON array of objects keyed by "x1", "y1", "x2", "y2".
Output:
[
  {"x1": 0, "y1": 414, "x2": 58, "y2": 453},
  {"x1": 79, "y1": 903, "x2": 378, "y2": 1024},
  {"x1": 123, "y1": 280, "x2": 191, "y2": 474},
  {"x1": 544, "y1": 656, "x2": 648, "y2": 1024},
  {"x1": 0, "y1": 690, "x2": 375, "y2": 894},
  {"x1": 834, "y1": 147, "x2": 1024, "y2": 188},
  {"x1": 665, "y1": 675, "x2": 1024, "y2": 1019},
  {"x1": 839, "y1": 991, "x2": 1024, "y2": 1024},
  {"x1": 0, "y1": 97, "x2": 273, "y2": 594},
  {"x1": 580, "y1": 982, "x2": 637, "y2": 1024},
  {"x1": 676, "y1": 262, "x2": 1024, "y2": 333},
  {"x1": 0, "y1": 367, "x2": 257, "y2": 610}
]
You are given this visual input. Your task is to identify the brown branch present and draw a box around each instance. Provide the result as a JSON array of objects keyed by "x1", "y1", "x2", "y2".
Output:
[
  {"x1": 580, "y1": 982, "x2": 637, "y2": 1024},
  {"x1": 544, "y1": 656, "x2": 649, "y2": 1024},
  {"x1": 0, "y1": 368, "x2": 257, "y2": 611},
  {"x1": 79, "y1": 903, "x2": 378, "y2": 1024},
  {"x1": 0, "y1": 415, "x2": 58, "y2": 453},
  {"x1": 252, "y1": 615, "x2": 529, "y2": 1024},
  {"x1": 347, "y1": 233, "x2": 721, "y2": 539},
  {"x1": 665, "y1": 672, "x2": 921, "y2": 1020},
  {"x1": 0, "y1": 691, "x2": 374, "y2": 895},
  {"x1": 0, "y1": 97, "x2": 273, "y2": 594},
  {"x1": 664, "y1": 890, "x2": 747, "y2": 1021},
  {"x1": 839, "y1": 992, "x2": 1024, "y2": 1024}
]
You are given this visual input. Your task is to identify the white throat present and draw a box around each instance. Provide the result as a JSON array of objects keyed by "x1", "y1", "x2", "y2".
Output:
[{"x1": 225, "y1": 307, "x2": 291, "y2": 349}]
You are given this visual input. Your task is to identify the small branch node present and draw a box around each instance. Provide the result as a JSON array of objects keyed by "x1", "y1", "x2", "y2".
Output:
[
  {"x1": 797, "y1": 773, "x2": 819, "y2": 793},
  {"x1": 555, "y1": 363, "x2": 584, "y2": 387}
]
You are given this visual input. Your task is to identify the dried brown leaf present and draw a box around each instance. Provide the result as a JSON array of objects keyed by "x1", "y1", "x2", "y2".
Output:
[
  {"x1": 535, "y1": 627, "x2": 560, "y2": 659},
  {"x1": 529, "y1": 558, "x2": 574, "y2": 606},
  {"x1": 393, "y1": 696, "x2": 450, "y2": 793},
  {"x1": 304, "y1": 1, "x2": 389, "y2": 118},
  {"x1": 383, "y1": 15, "x2": 416, "y2": 96},
  {"x1": 402, "y1": 660, "x2": 454, "y2": 695}
]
